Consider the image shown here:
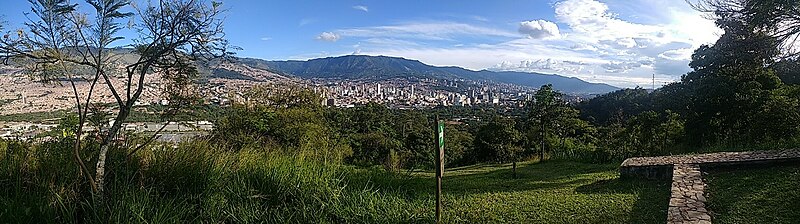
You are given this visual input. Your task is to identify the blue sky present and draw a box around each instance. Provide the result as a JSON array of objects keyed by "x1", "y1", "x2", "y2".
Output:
[{"x1": 0, "y1": 0, "x2": 722, "y2": 88}]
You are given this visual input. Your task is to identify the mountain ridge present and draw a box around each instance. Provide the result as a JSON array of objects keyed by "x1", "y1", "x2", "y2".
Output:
[{"x1": 246, "y1": 55, "x2": 619, "y2": 94}]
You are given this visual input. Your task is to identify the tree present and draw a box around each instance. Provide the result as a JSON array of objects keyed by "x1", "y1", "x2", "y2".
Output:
[
  {"x1": 577, "y1": 88, "x2": 651, "y2": 125},
  {"x1": 325, "y1": 103, "x2": 428, "y2": 170},
  {"x1": 614, "y1": 111, "x2": 685, "y2": 157},
  {"x1": 474, "y1": 116, "x2": 521, "y2": 178},
  {"x1": 443, "y1": 124, "x2": 474, "y2": 167},
  {"x1": 215, "y1": 85, "x2": 352, "y2": 164},
  {"x1": 0, "y1": 0, "x2": 231, "y2": 194},
  {"x1": 525, "y1": 84, "x2": 580, "y2": 161},
  {"x1": 772, "y1": 58, "x2": 800, "y2": 85},
  {"x1": 691, "y1": 0, "x2": 800, "y2": 57},
  {"x1": 394, "y1": 110, "x2": 434, "y2": 170},
  {"x1": 683, "y1": 0, "x2": 798, "y2": 145}
]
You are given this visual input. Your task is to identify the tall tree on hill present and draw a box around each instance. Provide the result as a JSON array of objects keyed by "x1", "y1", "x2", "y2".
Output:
[
  {"x1": 0, "y1": 0, "x2": 231, "y2": 194},
  {"x1": 743, "y1": 0, "x2": 800, "y2": 58},
  {"x1": 474, "y1": 116, "x2": 521, "y2": 177},
  {"x1": 576, "y1": 88, "x2": 651, "y2": 125},
  {"x1": 394, "y1": 110, "x2": 434, "y2": 170},
  {"x1": 684, "y1": 0, "x2": 800, "y2": 145},
  {"x1": 442, "y1": 124, "x2": 475, "y2": 167},
  {"x1": 525, "y1": 84, "x2": 580, "y2": 160},
  {"x1": 692, "y1": 0, "x2": 800, "y2": 57},
  {"x1": 772, "y1": 58, "x2": 800, "y2": 85}
]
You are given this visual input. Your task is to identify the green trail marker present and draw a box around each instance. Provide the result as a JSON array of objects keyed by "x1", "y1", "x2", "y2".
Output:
[{"x1": 435, "y1": 116, "x2": 444, "y2": 223}]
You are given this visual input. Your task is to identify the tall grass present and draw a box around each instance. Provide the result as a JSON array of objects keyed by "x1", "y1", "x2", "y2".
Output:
[{"x1": 0, "y1": 138, "x2": 432, "y2": 223}]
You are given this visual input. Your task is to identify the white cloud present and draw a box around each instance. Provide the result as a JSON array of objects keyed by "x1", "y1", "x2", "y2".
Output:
[
  {"x1": 472, "y1": 16, "x2": 489, "y2": 22},
  {"x1": 555, "y1": 0, "x2": 610, "y2": 29},
  {"x1": 493, "y1": 58, "x2": 588, "y2": 74},
  {"x1": 658, "y1": 48, "x2": 694, "y2": 61},
  {"x1": 655, "y1": 58, "x2": 691, "y2": 77},
  {"x1": 363, "y1": 38, "x2": 422, "y2": 47},
  {"x1": 330, "y1": 21, "x2": 517, "y2": 41},
  {"x1": 602, "y1": 61, "x2": 644, "y2": 73},
  {"x1": 299, "y1": 18, "x2": 315, "y2": 26},
  {"x1": 553, "y1": 0, "x2": 720, "y2": 48},
  {"x1": 352, "y1": 5, "x2": 368, "y2": 12},
  {"x1": 316, "y1": 32, "x2": 340, "y2": 42},
  {"x1": 260, "y1": 37, "x2": 272, "y2": 41},
  {"x1": 571, "y1": 43, "x2": 598, "y2": 51},
  {"x1": 664, "y1": 6, "x2": 722, "y2": 48},
  {"x1": 518, "y1": 20, "x2": 561, "y2": 39},
  {"x1": 616, "y1": 37, "x2": 637, "y2": 48},
  {"x1": 555, "y1": 0, "x2": 661, "y2": 41}
]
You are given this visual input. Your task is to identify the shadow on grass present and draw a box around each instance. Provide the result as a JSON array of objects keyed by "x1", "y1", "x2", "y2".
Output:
[
  {"x1": 339, "y1": 161, "x2": 608, "y2": 200},
  {"x1": 576, "y1": 177, "x2": 671, "y2": 223},
  {"x1": 441, "y1": 161, "x2": 618, "y2": 194},
  {"x1": 704, "y1": 164, "x2": 800, "y2": 224},
  {"x1": 353, "y1": 161, "x2": 665, "y2": 197},
  {"x1": 341, "y1": 160, "x2": 672, "y2": 223}
]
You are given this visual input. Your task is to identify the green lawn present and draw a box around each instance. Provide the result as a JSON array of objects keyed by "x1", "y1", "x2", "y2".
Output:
[
  {"x1": 705, "y1": 165, "x2": 800, "y2": 224},
  {"x1": 1, "y1": 144, "x2": 672, "y2": 223},
  {"x1": 399, "y1": 161, "x2": 672, "y2": 223}
]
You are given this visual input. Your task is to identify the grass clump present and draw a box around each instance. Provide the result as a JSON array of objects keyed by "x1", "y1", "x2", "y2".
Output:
[{"x1": 0, "y1": 138, "x2": 430, "y2": 223}]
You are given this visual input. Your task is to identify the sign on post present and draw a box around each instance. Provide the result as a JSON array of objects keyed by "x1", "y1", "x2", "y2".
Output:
[{"x1": 435, "y1": 117, "x2": 444, "y2": 223}]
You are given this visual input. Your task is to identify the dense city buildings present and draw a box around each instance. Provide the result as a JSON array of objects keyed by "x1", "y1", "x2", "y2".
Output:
[{"x1": 311, "y1": 78, "x2": 539, "y2": 108}]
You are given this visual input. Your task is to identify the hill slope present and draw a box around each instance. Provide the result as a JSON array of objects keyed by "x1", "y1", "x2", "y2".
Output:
[{"x1": 260, "y1": 55, "x2": 458, "y2": 80}]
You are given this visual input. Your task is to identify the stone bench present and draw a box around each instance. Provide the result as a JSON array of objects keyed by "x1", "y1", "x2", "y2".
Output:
[
  {"x1": 619, "y1": 149, "x2": 800, "y2": 224},
  {"x1": 620, "y1": 150, "x2": 800, "y2": 180}
]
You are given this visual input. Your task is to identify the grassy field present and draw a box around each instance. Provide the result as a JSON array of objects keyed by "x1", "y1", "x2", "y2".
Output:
[
  {"x1": 354, "y1": 160, "x2": 673, "y2": 223},
  {"x1": 705, "y1": 164, "x2": 800, "y2": 224},
  {"x1": 0, "y1": 138, "x2": 672, "y2": 223},
  {"x1": 430, "y1": 161, "x2": 671, "y2": 223}
]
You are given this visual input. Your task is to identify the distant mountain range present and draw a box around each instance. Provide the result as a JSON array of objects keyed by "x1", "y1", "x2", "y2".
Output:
[
  {"x1": 232, "y1": 55, "x2": 619, "y2": 94},
  {"x1": 6, "y1": 48, "x2": 619, "y2": 94}
]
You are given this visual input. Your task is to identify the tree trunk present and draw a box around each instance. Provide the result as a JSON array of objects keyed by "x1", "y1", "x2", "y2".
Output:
[
  {"x1": 540, "y1": 120, "x2": 546, "y2": 161},
  {"x1": 94, "y1": 144, "x2": 111, "y2": 193},
  {"x1": 512, "y1": 160, "x2": 517, "y2": 179},
  {"x1": 74, "y1": 121, "x2": 98, "y2": 192},
  {"x1": 94, "y1": 109, "x2": 128, "y2": 193}
]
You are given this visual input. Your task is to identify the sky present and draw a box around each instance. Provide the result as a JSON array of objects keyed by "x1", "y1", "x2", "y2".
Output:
[{"x1": 0, "y1": 0, "x2": 723, "y2": 88}]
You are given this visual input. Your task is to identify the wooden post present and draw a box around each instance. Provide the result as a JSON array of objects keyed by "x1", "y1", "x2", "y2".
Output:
[
  {"x1": 435, "y1": 115, "x2": 444, "y2": 223},
  {"x1": 513, "y1": 160, "x2": 517, "y2": 179}
]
